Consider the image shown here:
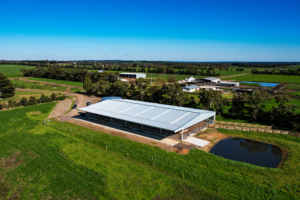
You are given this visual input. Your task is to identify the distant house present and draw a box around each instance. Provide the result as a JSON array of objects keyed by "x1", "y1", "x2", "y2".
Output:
[
  {"x1": 198, "y1": 77, "x2": 220, "y2": 84},
  {"x1": 72, "y1": 62, "x2": 76, "y2": 64},
  {"x1": 182, "y1": 85, "x2": 200, "y2": 92},
  {"x1": 185, "y1": 76, "x2": 196, "y2": 83},
  {"x1": 98, "y1": 70, "x2": 105, "y2": 73},
  {"x1": 219, "y1": 81, "x2": 239, "y2": 87},
  {"x1": 234, "y1": 88, "x2": 253, "y2": 94}
]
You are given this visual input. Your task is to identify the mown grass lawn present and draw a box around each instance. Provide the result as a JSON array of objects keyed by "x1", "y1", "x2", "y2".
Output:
[
  {"x1": 223, "y1": 74, "x2": 300, "y2": 84},
  {"x1": 0, "y1": 65, "x2": 36, "y2": 78},
  {"x1": 28, "y1": 77, "x2": 83, "y2": 87}
]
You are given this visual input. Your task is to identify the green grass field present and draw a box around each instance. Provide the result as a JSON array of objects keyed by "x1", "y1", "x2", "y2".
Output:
[
  {"x1": 28, "y1": 78, "x2": 83, "y2": 87},
  {"x1": 223, "y1": 74, "x2": 300, "y2": 84},
  {"x1": 0, "y1": 103, "x2": 223, "y2": 199},
  {"x1": 69, "y1": 87, "x2": 85, "y2": 93},
  {"x1": 0, "y1": 65, "x2": 36, "y2": 78},
  {"x1": 12, "y1": 79, "x2": 68, "y2": 92},
  {"x1": 0, "y1": 91, "x2": 52, "y2": 103}
]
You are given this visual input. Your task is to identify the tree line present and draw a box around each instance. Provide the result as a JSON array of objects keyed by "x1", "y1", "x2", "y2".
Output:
[
  {"x1": 82, "y1": 77, "x2": 300, "y2": 132},
  {"x1": 251, "y1": 68, "x2": 300, "y2": 75},
  {"x1": 21, "y1": 66, "x2": 119, "y2": 83},
  {"x1": 0, "y1": 93, "x2": 68, "y2": 110}
]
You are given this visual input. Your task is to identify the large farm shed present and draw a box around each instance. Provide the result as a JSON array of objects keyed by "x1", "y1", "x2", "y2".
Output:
[
  {"x1": 78, "y1": 99, "x2": 215, "y2": 140},
  {"x1": 198, "y1": 77, "x2": 221, "y2": 84},
  {"x1": 119, "y1": 73, "x2": 146, "y2": 79}
]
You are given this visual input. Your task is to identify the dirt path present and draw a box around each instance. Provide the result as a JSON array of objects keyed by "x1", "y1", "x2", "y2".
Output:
[{"x1": 221, "y1": 73, "x2": 249, "y2": 79}]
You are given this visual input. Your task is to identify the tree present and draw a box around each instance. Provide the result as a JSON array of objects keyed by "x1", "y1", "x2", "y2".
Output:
[
  {"x1": 229, "y1": 94, "x2": 245, "y2": 118},
  {"x1": 0, "y1": 73, "x2": 15, "y2": 98},
  {"x1": 245, "y1": 90, "x2": 271, "y2": 121},
  {"x1": 107, "y1": 81, "x2": 129, "y2": 97},
  {"x1": 93, "y1": 80, "x2": 109, "y2": 95},
  {"x1": 20, "y1": 97, "x2": 28, "y2": 106},
  {"x1": 215, "y1": 98, "x2": 229, "y2": 116},
  {"x1": 83, "y1": 77, "x2": 93, "y2": 95},
  {"x1": 135, "y1": 78, "x2": 150, "y2": 101},
  {"x1": 167, "y1": 76, "x2": 177, "y2": 84},
  {"x1": 199, "y1": 90, "x2": 222, "y2": 110}
]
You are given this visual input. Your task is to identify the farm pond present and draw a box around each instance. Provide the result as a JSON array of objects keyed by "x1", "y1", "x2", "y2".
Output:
[
  {"x1": 209, "y1": 138, "x2": 282, "y2": 168},
  {"x1": 240, "y1": 81, "x2": 279, "y2": 87}
]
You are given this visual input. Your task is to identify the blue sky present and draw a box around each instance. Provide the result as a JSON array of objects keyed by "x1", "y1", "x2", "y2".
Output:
[{"x1": 0, "y1": 0, "x2": 299, "y2": 61}]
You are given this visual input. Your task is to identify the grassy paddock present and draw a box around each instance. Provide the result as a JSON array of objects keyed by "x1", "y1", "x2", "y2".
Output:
[
  {"x1": 223, "y1": 74, "x2": 300, "y2": 84},
  {"x1": 45, "y1": 120, "x2": 300, "y2": 199},
  {"x1": 12, "y1": 79, "x2": 68, "y2": 92},
  {"x1": 0, "y1": 103, "x2": 222, "y2": 199},
  {"x1": 0, "y1": 65, "x2": 36, "y2": 78},
  {"x1": 28, "y1": 77, "x2": 83, "y2": 87}
]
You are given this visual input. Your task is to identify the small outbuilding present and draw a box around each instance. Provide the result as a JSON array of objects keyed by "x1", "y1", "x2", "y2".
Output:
[
  {"x1": 185, "y1": 76, "x2": 196, "y2": 83},
  {"x1": 98, "y1": 70, "x2": 105, "y2": 73},
  {"x1": 119, "y1": 73, "x2": 146, "y2": 79},
  {"x1": 199, "y1": 85, "x2": 220, "y2": 91},
  {"x1": 182, "y1": 85, "x2": 200, "y2": 92}
]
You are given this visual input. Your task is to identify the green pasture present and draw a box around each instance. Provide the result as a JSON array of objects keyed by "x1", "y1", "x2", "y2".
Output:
[
  {"x1": 69, "y1": 87, "x2": 85, "y2": 93},
  {"x1": 29, "y1": 77, "x2": 83, "y2": 87},
  {"x1": 0, "y1": 65, "x2": 36, "y2": 78},
  {"x1": 0, "y1": 91, "x2": 52, "y2": 103},
  {"x1": 0, "y1": 103, "x2": 221, "y2": 199},
  {"x1": 262, "y1": 97, "x2": 300, "y2": 113},
  {"x1": 223, "y1": 74, "x2": 300, "y2": 84},
  {"x1": 12, "y1": 79, "x2": 68, "y2": 92}
]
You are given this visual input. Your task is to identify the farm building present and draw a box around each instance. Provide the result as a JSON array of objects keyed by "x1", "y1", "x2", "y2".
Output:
[
  {"x1": 199, "y1": 85, "x2": 220, "y2": 91},
  {"x1": 198, "y1": 77, "x2": 220, "y2": 84},
  {"x1": 98, "y1": 70, "x2": 105, "y2": 73},
  {"x1": 119, "y1": 73, "x2": 146, "y2": 79},
  {"x1": 78, "y1": 99, "x2": 215, "y2": 140},
  {"x1": 182, "y1": 85, "x2": 200, "y2": 92},
  {"x1": 219, "y1": 81, "x2": 239, "y2": 87},
  {"x1": 234, "y1": 88, "x2": 253, "y2": 94},
  {"x1": 185, "y1": 76, "x2": 196, "y2": 83}
]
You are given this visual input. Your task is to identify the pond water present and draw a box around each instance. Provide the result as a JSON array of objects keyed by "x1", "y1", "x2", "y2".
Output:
[
  {"x1": 240, "y1": 81, "x2": 279, "y2": 87},
  {"x1": 209, "y1": 138, "x2": 282, "y2": 168}
]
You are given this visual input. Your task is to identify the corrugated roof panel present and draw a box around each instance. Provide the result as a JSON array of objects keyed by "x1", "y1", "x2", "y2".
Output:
[
  {"x1": 154, "y1": 110, "x2": 191, "y2": 124},
  {"x1": 173, "y1": 112, "x2": 199, "y2": 126},
  {"x1": 137, "y1": 107, "x2": 169, "y2": 120},
  {"x1": 121, "y1": 105, "x2": 151, "y2": 116}
]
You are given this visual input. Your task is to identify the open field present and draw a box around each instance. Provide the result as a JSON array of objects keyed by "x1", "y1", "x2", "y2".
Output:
[
  {"x1": 12, "y1": 79, "x2": 68, "y2": 92},
  {"x1": 223, "y1": 74, "x2": 300, "y2": 84},
  {"x1": 0, "y1": 65, "x2": 36, "y2": 78},
  {"x1": 0, "y1": 103, "x2": 222, "y2": 199},
  {"x1": 28, "y1": 78, "x2": 83, "y2": 87},
  {"x1": 0, "y1": 91, "x2": 52, "y2": 103}
]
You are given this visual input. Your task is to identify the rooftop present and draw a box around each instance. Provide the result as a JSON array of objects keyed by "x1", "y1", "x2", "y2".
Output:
[
  {"x1": 78, "y1": 99, "x2": 215, "y2": 132},
  {"x1": 120, "y1": 72, "x2": 146, "y2": 75},
  {"x1": 200, "y1": 77, "x2": 220, "y2": 81},
  {"x1": 182, "y1": 85, "x2": 200, "y2": 89}
]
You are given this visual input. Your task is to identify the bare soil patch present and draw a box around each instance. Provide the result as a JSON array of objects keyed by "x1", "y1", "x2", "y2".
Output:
[
  {"x1": 0, "y1": 152, "x2": 23, "y2": 170},
  {"x1": 195, "y1": 129, "x2": 229, "y2": 152}
]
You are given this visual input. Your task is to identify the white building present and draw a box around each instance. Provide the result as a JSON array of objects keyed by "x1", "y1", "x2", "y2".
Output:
[
  {"x1": 182, "y1": 85, "x2": 200, "y2": 92},
  {"x1": 219, "y1": 82, "x2": 239, "y2": 87},
  {"x1": 185, "y1": 76, "x2": 196, "y2": 83},
  {"x1": 119, "y1": 73, "x2": 146, "y2": 79},
  {"x1": 199, "y1": 86, "x2": 220, "y2": 91},
  {"x1": 98, "y1": 70, "x2": 105, "y2": 73}
]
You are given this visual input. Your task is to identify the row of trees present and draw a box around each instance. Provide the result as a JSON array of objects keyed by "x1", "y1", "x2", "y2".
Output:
[
  {"x1": 232, "y1": 62, "x2": 299, "y2": 68},
  {"x1": 0, "y1": 93, "x2": 68, "y2": 110},
  {"x1": 21, "y1": 66, "x2": 119, "y2": 83},
  {"x1": 251, "y1": 68, "x2": 300, "y2": 75}
]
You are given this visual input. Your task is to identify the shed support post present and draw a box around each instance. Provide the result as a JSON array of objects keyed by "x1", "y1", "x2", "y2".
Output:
[
  {"x1": 181, "y1": 130, "x2": 183, "y2": 141},
  {"x1": 160, "y1": 129, "x2": 162, "y2": 136},
  {"x1": 141, "y1": 125, "x2": 143, "y2": 130},
  {"x1": 125, "y1": 121, "x2": 127, "y2": 127}
]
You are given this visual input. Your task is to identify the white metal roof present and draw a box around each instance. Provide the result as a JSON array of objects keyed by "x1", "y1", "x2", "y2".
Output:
[
  {"x1": 120, "y1": 73, "x2": 146, "y2": 75},
  {"x1": 78, "y1": 99, "x2": 215, "y2": 132},
  {"x1": 201, "y1": 77, "x2": 220, "y2": 81},
  {"x1": 219, "y1": 81, "x2": 239, "y2": 84}
]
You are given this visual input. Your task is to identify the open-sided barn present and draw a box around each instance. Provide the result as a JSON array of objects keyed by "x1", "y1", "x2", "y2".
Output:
[{"x1": 78, "y1": 99, "x2": 215, "y2": 140}]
